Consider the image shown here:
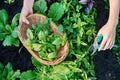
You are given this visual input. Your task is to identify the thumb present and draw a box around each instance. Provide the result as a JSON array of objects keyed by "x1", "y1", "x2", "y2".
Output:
[{"x1": 95, "y1": 32, "x2": 101, "y2": 41}]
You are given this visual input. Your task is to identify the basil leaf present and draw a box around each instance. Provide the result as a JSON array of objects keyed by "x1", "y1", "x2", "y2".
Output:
[
  {"x1": 5, "y1": 24, "x2": 12, "y2": 32},
  {"x1": 26, "y1": 28, "x2": 34, "y2": 40},
  {"x1": 0, "y1": 9, "x2": 8, "y2": 25},
  {"x1": 38, "y1": 31, "x2": 45, "y2": 40},
  {"x1": 3, "y1": 36, "x2": 13, "y2": 46},
  {"x1": 33, "y1": 0, "x2": 47, "y2": 14},
  {"x1": 58, "y1": 24, "x2": 63, "y2": 32},
  {"x1": 0, "y1": 22, "x2": 5, "y2": 32},
  {"x1": 20, "y1": 70, "x2": 36, "y2": 80},
  {"x1": 48, "y1": 52, "x2": 56, "y2": 59},
  {"x1": 11, "y1": 13, "x2": 20, "y2": 28},
  {"x1": 32, "y1": 43, "x2": 41, "y2": 51},
  {"x1": 12, "y1": 27, "x2": 18, "y2": 38},
  {"x1": 47, "y1": 3, "x2": 64, "y2": 21}
]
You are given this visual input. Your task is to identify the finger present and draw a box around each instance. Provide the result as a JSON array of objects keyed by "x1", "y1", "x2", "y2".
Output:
[
  {"x1": 109, "y1": 41, "x2": 114, "y2": 50},
  {"x1": 110, "y1": 33, "x2": 115, "y2": 49},
  {"x1": 21, "y1": 17, "x2": 29, "y2": 24},
  {"x1": 109, "y1": 35, "x2": 115, "y2": 49},
  {"x1": 107, "y1": 40, "x2": 112, "y2": 50},
  {"x1": 98, "y1": 38, "x2": 107, "y2": 51},
  {"x1": 104, "y1": 38, "x2": 111, "y2": 50},
  {"x1": 110, "y1": 40, "x2": 115, "y2": 49}
]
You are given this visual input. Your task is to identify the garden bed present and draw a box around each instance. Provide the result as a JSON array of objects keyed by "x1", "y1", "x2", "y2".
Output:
[{"x1": 0, "y1": 0, "x2": 120, "y2": 80}]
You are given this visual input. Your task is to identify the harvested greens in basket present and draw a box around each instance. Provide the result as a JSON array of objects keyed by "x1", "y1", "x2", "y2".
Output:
[{"x1": 25, "y1": 19, "x2": 67, "y2": 61}]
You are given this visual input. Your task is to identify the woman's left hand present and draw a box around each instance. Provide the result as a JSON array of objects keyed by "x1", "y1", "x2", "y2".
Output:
[{"x1": 96, "y1": 22, "x2": 117, "y2": 51}]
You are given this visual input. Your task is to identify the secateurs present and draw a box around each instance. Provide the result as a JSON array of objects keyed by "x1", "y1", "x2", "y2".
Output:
[{"x1": 88, "y1": 34, "x2": 118, "y2": 56}]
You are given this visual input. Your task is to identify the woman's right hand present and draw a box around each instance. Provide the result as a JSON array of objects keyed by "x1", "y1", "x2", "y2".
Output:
[{"x1": 19, "y1": 6, "x2": 33, "y2": 26}]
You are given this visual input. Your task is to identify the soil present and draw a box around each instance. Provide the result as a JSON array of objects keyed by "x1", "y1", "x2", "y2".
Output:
[{"x1": 0, "y1": 0, "x2": 120, "y2": 80}]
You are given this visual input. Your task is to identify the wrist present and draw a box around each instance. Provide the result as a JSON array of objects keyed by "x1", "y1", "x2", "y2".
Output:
[
  {"x1": 107, "y1": 19, "x2": 118, "y2": 28},
  {"x1": 23, "y1": 0, "x2": 34, "y2": 9},
  {"x1": 23, "y1": 4, "x2": 33, "y2": 9}
]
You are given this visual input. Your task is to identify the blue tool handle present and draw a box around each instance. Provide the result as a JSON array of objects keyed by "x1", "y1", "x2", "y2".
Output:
[
  {"x1": 96, "y1": 34, "x2": 118, "y2": 49},
  {"x1": 96, "y1": 34, "x2": 103, "y2": 42},
  {"x1": 98, "y1": 44, "x2": 118, "y2": 49},
  {"x1": 113, "y1": 45, "x2": 118, "y2": 48}
]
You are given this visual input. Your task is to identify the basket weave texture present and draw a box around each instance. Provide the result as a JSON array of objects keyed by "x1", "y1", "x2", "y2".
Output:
[{"x1": 18, "y1": 14, "x2": 69, "y2": 65}]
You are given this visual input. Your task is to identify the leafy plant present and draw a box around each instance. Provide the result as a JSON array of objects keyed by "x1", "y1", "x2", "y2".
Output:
[
  {"x1": 4, "y1": 0, "x2": 15, "y2": 5},
  {"x1": 47, "y1": 2, "x2": 64, "y2": 21},
  {"x1": 0, "y1": 9, "x2": 20, "y2": 47},
  {"x1": 31, "y1": 57, "x2": 83, "y2": 80},
  {"x1": 20, "y1": 70, "x2": 36, "y2": 80},
  {"x1": 33, "y1": 1, "x2": 64, "y2": 22},
  {"x1": 0, "y1": 62, "x2": 20, "y2": 80},
  {"x1": 104, "y1": 0, "x2": 109, "y2": 10},
  {"x1": 31, "y1": 0, "x2": 97, "y2": 79},
  {"x1": 25, "y1": 19, "x2": 66, "y2": 61},
  {"x1": 33, "y1": 0, "x2": 47, "y2": 14}
]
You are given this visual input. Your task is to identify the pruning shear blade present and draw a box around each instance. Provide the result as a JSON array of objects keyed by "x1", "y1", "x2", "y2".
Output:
[{"x1": 88, "y1": 34, "x2": 103, "y2": 56}]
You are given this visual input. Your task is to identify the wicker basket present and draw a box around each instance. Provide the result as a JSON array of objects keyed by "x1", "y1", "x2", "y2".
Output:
[{"x1": 18, "y1": 14, "x2": 69, "y2": 65}]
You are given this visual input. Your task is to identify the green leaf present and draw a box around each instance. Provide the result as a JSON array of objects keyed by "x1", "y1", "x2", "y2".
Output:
[
  {"x1": 48, "y1": 52, "x2": 56, "y2": 59},
  {"x1": 53, "y1": 65, "x2": 70, "y2": 75},
  {"x1": 12, "y1": 27, "x2": 18, "y2": 38},
  {"x1": 32, "y1": 24, "x2": 37, "y2": 30},
  {"x1": 52, "y1": 37, "x2": 63, "y2": 46},
  {"x1": 12, "y1": 39, "x2": 20, "y2": 47},
  {"x1": 80, "y1": 41, "x2": 87, "y2": 46},
  {"x1": 47, "y1": 2, "x2": 64, "y2": 21},
  {"x1": 2, "y1": 35, "x2": 19, "y2": 47},
  {"x1": 0, "y1": 22, "x2": 5, "y2": 32},
  {"x1": 32, "y1": 43, "x2": 41, "y2": 51},
  {"x1": 3, "y1": 36, "x2": 13, "y2": 46},
  {"x1": 33, "y1": 0, "x2": 47, "y2": 14},
  {"x1": 20, "y1": 70, "x2": 36, "y2": 80},
  {"x1": 11, "y1": 13, "x2": 20, "y2": 28},
  {"x1": 8, "y1": 70, "x2": 20, "y2": 80},
  {"x1": 25, "y1": 39, "x2": 33, "y2": 49},
  {"x1": 4, "y1": 0, "x2": 15, "y2": 4},
  {"x1": 0, "y1": 62, "x2": 4, "y2": 70},
  {"x1": 32, "y1": 57, "x2": 44, "y2": 69},
  {"x1": 38, "y1": 31, "x2": 45, "y2": 40},
  {"x1": 58, "y1": 24, "x2": 63, "y2": 32},
  {"x1": 5, "y1": 24, "x2": 12, "y2": 32},
  {"x1": 0, "y1": 9, "x2": 8, "y2": 25},
  {"x1": 2, "y1": 63, "x2": 12, "y2": 78},
  {"x1": 0, "y1": 33, "x2": 6, "y2": 40},
  {"x1": 5, "y1": 63, "x2": 12, "y2": 71},
  {"x1": 0, "y1": 62, "x2": 20, "y2": 80},
  {"x1": 38, "y1": 51, "x2": 48, "y2": 60},
  {"x1": 49, "y1": 74, "x2": 66, "y2": 80},
  {"x1": 26, "y1": 28, "x2": 33, "y2": 40}
]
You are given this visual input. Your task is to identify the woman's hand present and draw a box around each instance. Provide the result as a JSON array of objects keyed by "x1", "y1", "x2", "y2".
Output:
[
  {"x1": 96, "y1": 22, "x2": 117, "y2": 51},
  {"x1": 19, "y1": 6, "x2": 33, "y2": 26},
  {"x1": 19, "y1": 0, "x2": 34, "y2": 26}
]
